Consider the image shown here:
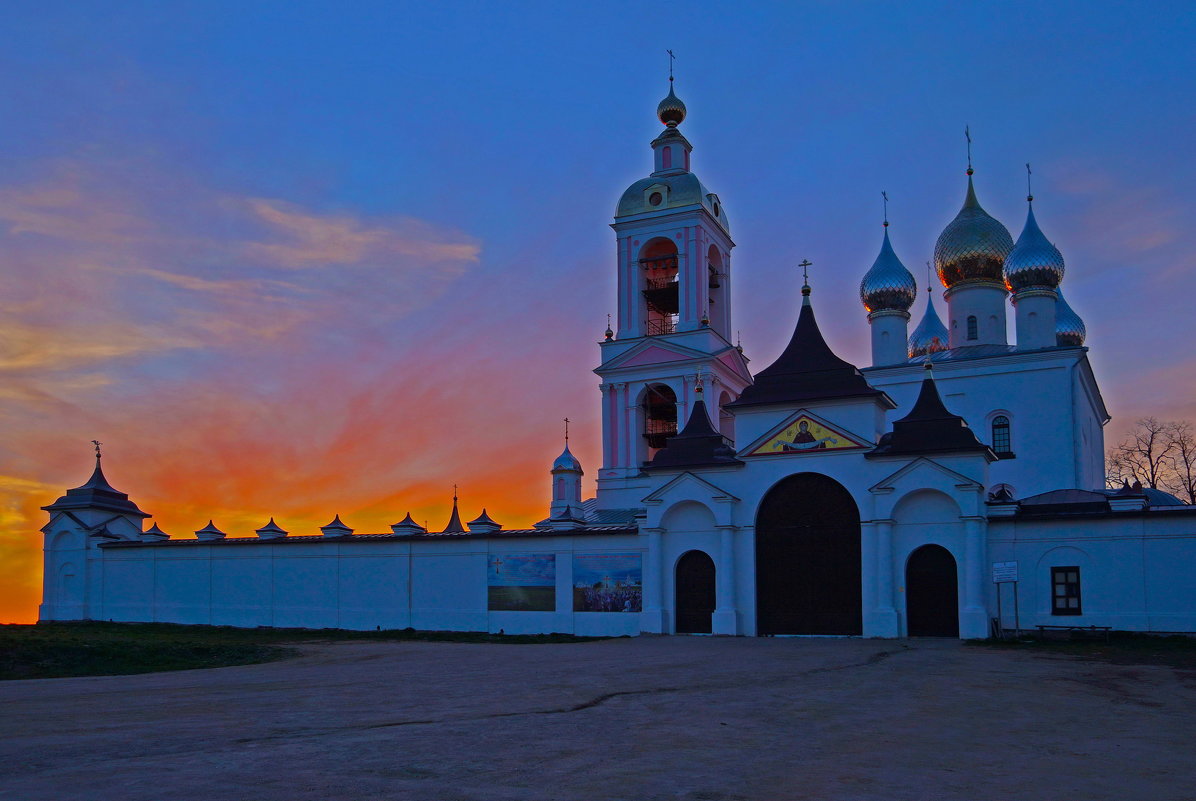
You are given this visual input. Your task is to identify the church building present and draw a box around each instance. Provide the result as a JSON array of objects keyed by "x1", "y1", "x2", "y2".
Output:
[{"x1": 38, "y1": 82, "x2": 1196, "y2": 638}]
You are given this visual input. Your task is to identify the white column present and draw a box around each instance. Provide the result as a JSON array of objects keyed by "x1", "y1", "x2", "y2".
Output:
[
  {"x1": 599, "y1": 384, "x2": 612, "y2": 470},
  {"x1": 641, "y1": 528, "x2": 667, "y2": 633},
  {"x1": 712, "y1": 525, "x2": 738, "y2": 635},
  {"x1": 960, "y1": 516, "x2": 989, "y2": 639},
  {"x1": 869, "y1": 519, "x2": 899, "y2": 637}
]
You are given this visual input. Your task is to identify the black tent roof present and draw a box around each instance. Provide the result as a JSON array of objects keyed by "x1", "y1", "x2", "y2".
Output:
[{"x1": 868, "y1": 365, "x2": 994, "y2": 460}]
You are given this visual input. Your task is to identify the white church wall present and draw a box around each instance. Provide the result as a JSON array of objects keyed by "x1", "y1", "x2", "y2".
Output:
[
  {"x1": 154, "y1": 549, "x2": 212, "y2": 625},
  {"x1": 987, "y1": 515, "x2": 1196, "y2": 633},
  {"x1": 891, "y1": 489, "x2": 966, "y2": 637},
  {"x1": 867, "y1": 351, "x2": 1097, "y2": 496},
  {"x1": 659, "y1": 500, "x2": 720, "y2": 634},
  {"x1": 67, "y1": 533, "x2": 648, "y2": 636}
]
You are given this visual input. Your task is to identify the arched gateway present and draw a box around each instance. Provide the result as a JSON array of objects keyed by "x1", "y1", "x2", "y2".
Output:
[{"x1": 755, "y1": 473, "x2": 862, "y2": 635}]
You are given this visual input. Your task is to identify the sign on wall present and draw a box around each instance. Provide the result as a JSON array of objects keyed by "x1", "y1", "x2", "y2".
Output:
[
  {"x1": 488, "y1": 553, "x2": 556, "y2": 612},
  {"x1": 992, "y1": 561, "x2": 1019, "y2": 583},
  {"x1": 573, "y1": 553, "x2": 643, "y2": 613}
]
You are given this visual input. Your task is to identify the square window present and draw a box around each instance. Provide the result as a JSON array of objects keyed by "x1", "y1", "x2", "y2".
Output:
[{"x1": 1051, "y1": 566, "x2": 1082, "y2": 616}]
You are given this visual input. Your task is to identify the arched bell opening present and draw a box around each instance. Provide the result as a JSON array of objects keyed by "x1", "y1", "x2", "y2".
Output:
[
  {"x1": 640, "y1": 237, "x2": 679, "y2": 336},
  {"x1": 675, "y1": 550, "x2": 716, "y2": 634},
  {"x1": 905, "y1": 544, "x2": 960, "y2": 637},
  {"x1": 718, "y1": 390, "x2": 735, "y2": 443},
  {"x1": 642, "y1": 383, "x2": 678, "y2": 461},
  {"x1": 755, "y1": 472, "x2": 862, "y2": 635},
  {"x1": 707, "y1": 244, "x2": 725, "y2": 334}
]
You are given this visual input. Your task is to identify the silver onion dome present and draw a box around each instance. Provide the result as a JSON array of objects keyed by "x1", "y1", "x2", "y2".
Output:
[
  {"x1": 934, "y1": 175, "x2": 1014, "y2": 290},
  {"x1": 552, "y1": 444, "x2": 582, "y2": 472},
  {"x1": 657, "y1": 85, "x2": 686, "y2": 127},
  {"x1": 860, "y1": 228, "x2": 917, "y2": 313},
  {"x1": 1055, "y1": 288, "x2": 1086, "y2": 346},
  {"x1": 908, "y1": 292, "x2": 950, "y2": 357},
  {"x1": 1004, "y1": 202, "x2": 1064, "y2": 292}
]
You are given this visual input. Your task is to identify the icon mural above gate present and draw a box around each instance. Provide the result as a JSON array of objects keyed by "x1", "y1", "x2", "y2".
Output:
[{"x1": 746, "y1": 412, "x2": 870, "y2": 456}]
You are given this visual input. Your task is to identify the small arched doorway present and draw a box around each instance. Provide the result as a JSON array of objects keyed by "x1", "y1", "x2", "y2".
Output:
[
  {"x1": 905, "y1": 545, "x2": 959, "y2": 637},
  {"x1": 756, "y1": 473, "x2": 862, "y2": 635},
  {"x1": 675, "y1": 550, "x2": 716, "y2": 634}
]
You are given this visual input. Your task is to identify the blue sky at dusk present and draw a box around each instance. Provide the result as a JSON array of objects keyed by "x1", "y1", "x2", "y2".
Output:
[{"x1": 1, "y1": 1, "x2": 1193, "y2": 621}]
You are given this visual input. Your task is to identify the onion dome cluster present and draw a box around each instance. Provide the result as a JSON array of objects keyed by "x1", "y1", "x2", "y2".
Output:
[
  {"x1": 1055, "y1": 289, "x2": 1087, "y2": 346},
  {"x1": 934, "y1": 176, "x2": 1014, "y2": 289},
  {"x1": 1004, "y1": 202, "x2": 1065, "y2": 292},
  {"x1": 657, "y1": 85, "x2": 686, "y2": 127},
  {"x1": 908, "y1": 293, "x2": 950, "y2": 357},
  {"x1": 860, "y1": 229, "x2": 917, "y2": 313}
]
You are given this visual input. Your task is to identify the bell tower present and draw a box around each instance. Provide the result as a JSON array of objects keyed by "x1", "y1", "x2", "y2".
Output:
[{"x1": 594, "y1": 73, "x2": 751, "y2": 492}]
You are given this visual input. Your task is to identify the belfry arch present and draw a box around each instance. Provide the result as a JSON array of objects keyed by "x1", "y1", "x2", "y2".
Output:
[{"x1": 755, "y1": 472, "x2": 862, "y2": 635}]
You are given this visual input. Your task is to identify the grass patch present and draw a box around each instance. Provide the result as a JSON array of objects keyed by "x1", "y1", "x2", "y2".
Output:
[
  {"x1": 0, "y1": 622, "x2": 609, "y2": 681},
  {"x1": 970, "y1": 632, "x2": 1196, "y2": 670}
]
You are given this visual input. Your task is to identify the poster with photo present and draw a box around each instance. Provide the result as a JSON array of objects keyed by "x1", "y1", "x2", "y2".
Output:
[
  {"x1": 573, "y1": 553, "x2": 642, "y2": 612},
  {"x1": 487, "y1": 553, "x2": 556, "y2": 611}
]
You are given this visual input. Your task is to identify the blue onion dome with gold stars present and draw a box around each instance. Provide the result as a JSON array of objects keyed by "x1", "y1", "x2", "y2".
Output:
[
  {"x1": 657, "y1": 84, "x2": 686, "y2": 127},
  {"x1": 934, "y1": 172, "x2": 1014, "y2": 289},
  {"x1": 909, "y1": 289, "x2": 950, "y2": 357},
  {"x1": 1055, "y1": 288, "x2": 1087, "y2": 346},
  {"x1": 1004, "y1": 199, "x2": 1065, "y2": 292},
  {"x1": 860, "y1": 227, "x2": 917, "y2": 313}
]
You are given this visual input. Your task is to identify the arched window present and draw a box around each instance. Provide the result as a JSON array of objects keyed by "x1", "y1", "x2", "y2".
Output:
[
  {"x1": 966, "y1": 315, "x2": 978, "y2": 341},
  {"x1": 992, "y1": 415, "x2": 1011, "y2": 454},
  {"x1": 642, "y1": 383, "x2": 678, "y2": 459},
  {"x1": 640, "y1": 238, "x2": 679, "y2": 336},
  {"x1": 662, "y1": 146, "x2": 673, "y2": 170}
]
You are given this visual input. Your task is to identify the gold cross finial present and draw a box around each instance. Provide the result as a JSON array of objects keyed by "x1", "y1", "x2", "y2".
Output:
[
  {"x1": 881, "y1": 191, "x2": 889, "y2": 228},
  {"x1": 965, "y1": 125, "x2": 973, "y2": 174},
  {"x1": 564, "y1": 417, "x2": 570, "y2": 444},
  {"x1": 1025, "y1": 162, "x2": 1033, "y2": 202},
  {"x1": 798, "y1": 259, "x2": 813, "y2": 286},
  {"x1": 667, "y1": 49, "x2": 676, "y2": 84},
  {"x1": 91, "y1": 440, "x2": 102, "y2": 459}
]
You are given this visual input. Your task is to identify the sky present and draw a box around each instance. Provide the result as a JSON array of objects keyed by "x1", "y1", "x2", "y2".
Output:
[{"x1": 2, "y1": 1, "x2": 1194, "y2": 623}]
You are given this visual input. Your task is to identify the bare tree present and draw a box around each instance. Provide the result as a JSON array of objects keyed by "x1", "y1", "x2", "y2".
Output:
[
  {"x1": 1106, "y1": 417, "x2": 1179, "y2": 491},
  {"x1": 1167, "y1": 421, "x2": 1196, "y2": 504}
]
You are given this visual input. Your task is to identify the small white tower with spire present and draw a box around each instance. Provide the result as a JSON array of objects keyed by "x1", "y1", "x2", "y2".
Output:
[
  {"x1": 860, "y1": 192, "x2": 918, "y2": 365},
  {"x1": 549, "y1": 418, "x2": 586, "y2": 527},
  {"x1": 1006, "y1": 164, "x2": 1064, "y2": 350}
]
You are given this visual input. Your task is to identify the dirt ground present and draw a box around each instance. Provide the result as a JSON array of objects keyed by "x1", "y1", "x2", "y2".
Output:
[{"x1": 2, "y1": 636, "x2": 1194, "y2": 801}]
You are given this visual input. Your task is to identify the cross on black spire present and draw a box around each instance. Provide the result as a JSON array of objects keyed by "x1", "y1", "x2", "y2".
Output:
[
  {"x1": 965, "y1": 125, "x2": 973, "y2": 175},
  {"x1": 91, "y1": 440, "x2": 102, "y2": 460},
  {"x1": 881, "y1": 191, "x2": 889, "y2": 228},
  {"x1": 799, "y1": 259, "x2": 813, "y2": 287},
  {"x1": 1026, "y1": 162, "x2": 1034, "y2": 202}
]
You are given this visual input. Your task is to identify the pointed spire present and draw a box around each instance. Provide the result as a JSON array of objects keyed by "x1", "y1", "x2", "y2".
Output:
[
  {"x1": 321, "y1": 514, "x2": 354, "y2": 538},
  {"x1": 646, "y1": 396, "x2": 740, "y2": 470},
  {"x1": 444, "y1": 486, "x2": 466, "y2": 533},
  {"x1": 194, "y1": 520, "x2": 226, "y2": 541},
  {"x1": 256, "y1": 518, "x2": 288, "y2": 539},
  {"x1": 390, "y1": 512, "x2": 427, "y2": 536},
  {"x1": 42, "y1": 444, "x2": 149, "y2": 518},
  {"x1": 140, "y1": 522, "x2": 169, "y2": 542},
  {"x1": 870, "y1": 362, "x2": 994, "y2": 459},
  {"x1": 467, "y1": 508, "x2": 502, "y2": 533},
  {"x1": 730, "y1": 267, "x2": 885, "y2": 409}
]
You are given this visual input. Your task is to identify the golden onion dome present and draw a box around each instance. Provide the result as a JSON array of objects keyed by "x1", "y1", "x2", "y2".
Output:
[
  {"x1": 860, "y1": 228, "x2": 917, "y2": 313},
  {"x1": 657, "y1": 84, "x2": 686, "y2": 127},
  {"x1": 1004, "y1": 201, "x2": 1065, "y2": 292},
  {"x1": 934, "y1": 174, "x2": 1014, "y2": 290},
  {"x1": 908, "y1": 291, "x2": 950, "y2": 357},
  {"x1": 1055, "y1": 288, "x2": 1086, "y2": 346}
]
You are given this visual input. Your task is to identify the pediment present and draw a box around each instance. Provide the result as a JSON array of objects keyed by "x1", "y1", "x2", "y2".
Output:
[
  {"x1": 598, "y1": 339, "x2": 711, "y2": 373},
  {"x1": 869, "y1": 456, "x2": 983, "y2": 494},
  {"x1": 642, "y1": 471, "x2": 740, "y2": 505},
  {"x1": 740, "y1": 409, "x2": 872, "y2": 458}
]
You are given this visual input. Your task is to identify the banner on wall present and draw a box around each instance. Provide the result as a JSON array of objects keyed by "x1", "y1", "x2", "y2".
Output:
[
  {"x1": 487, "y1": 553, "x2": 556, "y2": 612},
  {"x1": 573, "y1": 553, "x2": 643, "y2": 613}
]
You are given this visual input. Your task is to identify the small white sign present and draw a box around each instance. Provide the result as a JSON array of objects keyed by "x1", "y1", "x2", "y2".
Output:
[{"x1": 992, "y1": 561, "x2": 1018, "y2": 583}]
